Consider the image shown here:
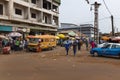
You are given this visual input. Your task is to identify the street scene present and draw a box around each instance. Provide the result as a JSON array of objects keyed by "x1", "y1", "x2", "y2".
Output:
[
  {"x1": 0, "y1": 0, "x2": 120, "y2": 80},
  {"x1": 0, "y1": 45, "x2": 120, "y2": 80}
]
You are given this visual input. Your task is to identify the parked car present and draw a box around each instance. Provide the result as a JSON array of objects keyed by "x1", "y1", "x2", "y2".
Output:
[{"x1": 90, "y1": 43, "x2": 120, "y2": 57}]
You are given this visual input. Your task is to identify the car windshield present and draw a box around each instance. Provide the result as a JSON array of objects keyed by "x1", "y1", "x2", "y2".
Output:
[{"x1": 29, "y1": 38, "x2": 39, "y2": 43}]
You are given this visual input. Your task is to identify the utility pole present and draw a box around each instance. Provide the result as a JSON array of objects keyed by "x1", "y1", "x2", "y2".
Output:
[
  {"x1": 111, "y1": 15, "x2": 115, "y2": 36},
  {"x1": 92, "y1": 2, "x2": 101, "y2": 44},
  {"x1": 85, "y1": 0, "x2": 89, "y2": 4}
]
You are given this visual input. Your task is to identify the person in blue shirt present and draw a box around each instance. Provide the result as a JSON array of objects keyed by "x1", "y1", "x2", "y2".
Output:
[{"x1": 64, "y1": 39, "x2": 71, "y2": 56}]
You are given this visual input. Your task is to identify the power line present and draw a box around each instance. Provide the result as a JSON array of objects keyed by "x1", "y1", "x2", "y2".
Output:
[
  {"x1": 102, "y1": 0, "x2": 115, "y2": 36},
  {"x1": 82, "y1": 17, "x2": 110, "y2": 24},
  {"x1": 114, "y1": 17, "x2": 120, "y2": 20},
  {"x1": 99, "y1": 17, "x2": 110, "y2": 21},
  {"x1": 102, "y1": 0, "x2": 112, "y2": 15}
]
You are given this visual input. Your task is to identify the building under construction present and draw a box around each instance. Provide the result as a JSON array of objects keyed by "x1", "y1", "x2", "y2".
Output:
[{"x1": 0, "y1": 0, "x2": 60, "y2": 35}]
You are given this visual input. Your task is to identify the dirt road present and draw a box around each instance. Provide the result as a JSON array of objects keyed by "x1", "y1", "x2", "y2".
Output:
[{"x1": 0, "y1": 46, "x2": 120, "y2": 80}]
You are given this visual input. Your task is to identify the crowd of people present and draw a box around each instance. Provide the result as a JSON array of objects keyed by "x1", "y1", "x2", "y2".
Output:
[
  {"x1": 10, "y1": 38, "x2": 28, "y2": 51},
  {"x1": 0, "y1": 34, "x2": 97, "y2": 55},
  {"x1": 0, "y1": 37, "x2": 28, "y2": 53},
  {"x1": 63, "y1": 37, "x2": 97, "y2": 56}
]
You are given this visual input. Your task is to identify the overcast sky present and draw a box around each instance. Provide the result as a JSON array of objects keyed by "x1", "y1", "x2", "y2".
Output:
[{"x1": 59, "y1": 0, "x2": 120, "y2": 33}]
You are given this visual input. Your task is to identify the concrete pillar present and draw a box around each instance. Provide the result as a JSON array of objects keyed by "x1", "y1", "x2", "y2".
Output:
[
  {"x1": 57, "y1": 17, "x2": 59, "y2": 26},
  {"x1": 41, "y1": 12, "x2": 43, "y2": 23},
  {"x1": 51, "y1": 1, "x2": 53, "y2": 11},
  {"x1": 51, "y1": 14, "x2": 53, "y2": 24},
  {"x1": 28, "y1": 7, "x2": 31, "y2": 20},
  {"x1": 40, "y1": 0, "x2": 43, "y2": 8},
  {"x1": 38, "y1": 12, "x2": 42, "y2": 22},
  {"x1": 8, "y1": 0, "x2": 13, "y2": 19}
]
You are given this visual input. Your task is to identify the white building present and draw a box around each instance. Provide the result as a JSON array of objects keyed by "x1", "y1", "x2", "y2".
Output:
[
  {"x1": 0, "y1": 0, "x2": 60, "y2": 35},
  {"x1": 59, "y1": 23, "x2": 94, "y2": 38}
]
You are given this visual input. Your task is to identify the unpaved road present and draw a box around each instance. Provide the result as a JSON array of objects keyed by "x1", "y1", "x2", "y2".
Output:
[{"x1": 0, "y1": 46, "x2": 120, "y2": 80}]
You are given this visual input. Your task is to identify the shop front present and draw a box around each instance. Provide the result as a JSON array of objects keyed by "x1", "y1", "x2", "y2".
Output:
[
  {"x1": 16, "y1": 27, "x2": 30, "y2": 39},
  {"x1": 0, "y1": 25, "x2": 12, "y2": 34}
]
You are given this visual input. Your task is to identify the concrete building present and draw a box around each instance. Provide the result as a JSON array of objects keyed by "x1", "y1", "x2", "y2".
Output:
[
  {"x1": 59, "y1": 23, "x2": 94, "y2": 38},
  {"x1": 0, "y1": 0, "x2": 60, "y2": 35}
]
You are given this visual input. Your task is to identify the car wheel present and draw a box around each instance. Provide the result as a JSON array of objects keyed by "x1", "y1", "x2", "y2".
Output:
[{"x1": 93, "y1": 52, "x2": 99, "y2": 57}]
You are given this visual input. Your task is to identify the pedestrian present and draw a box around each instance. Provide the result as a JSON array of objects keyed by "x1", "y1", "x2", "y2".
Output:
[
  {"x1": 2, "y1": 39, "x2": 5, "y2": 47},
  {"x1": 72, "y1": 39, "x2": 77, "y2": 56},
  {"x1": 63, "y1": 39, "x2": 71, "y2": 56},
  {"x1": 79, "y1": 39, "x2": 83, "y2": 50},
  {"x1": 0, "y1": 38, "x2": 2, "y2": 53},
  {"x1": 37, "y1": 39, "x2": 42, "y2": 52},
  {"x1": 90, "y1": 41, "x2": 96, "y2": 48},
  {"x1": 84, "y1": 38, "x2": 89, "y2": 50},
  {"x1": 77, "y1": 39, "x2": 81, "y2": 51},
  {"x1": 14, "y1": 38, "x2": 20, "y2": 51},
  {"x1": 24, "y1": 39, "x2": 28, "y2": 50}
]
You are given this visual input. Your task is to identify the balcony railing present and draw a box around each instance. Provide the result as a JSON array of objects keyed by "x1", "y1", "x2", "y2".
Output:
[
  {"x1": 53, "y1": 0, "x2": 61, "y2": 4},
  {"x1": 21, "y1": 0, "x2": 29, "y2": 2}
]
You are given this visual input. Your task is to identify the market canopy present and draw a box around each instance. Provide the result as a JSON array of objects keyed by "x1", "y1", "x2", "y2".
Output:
[
  {"x1": 0, "y1": 35, "x2": 6, "y2": 38},
  {"x1": 57, "y1": 34, "x2": 65, "y2": 39},
  {"x1": 112, "y1": 36, "x2": 120, "y2": 41},
  {"x1": 101, "y1": 36, "x2": 110, "y2": 41},
  {"x1": 0, "y1": 35, "x2": 8, "y2": 39},
  {"x1": 68, "y1": 31, "x2": 76, "y2": 36},
  {"x1": 55, "y1": 36, "x2": 60, "y2": 39}
]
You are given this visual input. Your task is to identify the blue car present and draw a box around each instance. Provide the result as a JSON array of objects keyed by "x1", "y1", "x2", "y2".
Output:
[{"x1": 90, "y1": 43, "x2": 120, "y2": 57}]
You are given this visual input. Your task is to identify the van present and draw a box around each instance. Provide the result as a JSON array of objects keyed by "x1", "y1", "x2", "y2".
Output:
[{"x1": 27, "y1": 35, "x2": 56, "y2": 52}]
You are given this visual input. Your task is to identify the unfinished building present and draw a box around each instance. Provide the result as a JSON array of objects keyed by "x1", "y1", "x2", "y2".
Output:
[{"x1": 0, "y1": 0, "x2": 60, "y2": 35}]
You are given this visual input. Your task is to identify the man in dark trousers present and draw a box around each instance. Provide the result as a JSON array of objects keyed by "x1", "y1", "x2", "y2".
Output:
[
  {"x1": 72, "y1": 39, "x2": 77, "y2": 56},
  {"x1": 64, "y1": 39, "x2": 71, "y2": 56},
  {"x1": 77, "y1": 39, "x2": 81, "y2": 51}
]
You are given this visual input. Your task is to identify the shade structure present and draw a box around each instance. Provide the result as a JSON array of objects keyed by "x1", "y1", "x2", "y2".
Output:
[
  {"x1": 0, "y1": 35, "x2": 6, "y2": 39},
  {"x1": 8, "y1": 32, "x2": 22, "y2": 37},
  {"x1": 75, "y1": 36, "x2": 80, "y2": 39},
  {"x1": 68, "y1": 31, "x2": 76, "y2": 36},
  {"x1": 112, "y1": 36, "x2": 120, "y2": 41},
  {"x1": 55, "y1": 36, "x2": 60, "y2": 39},
  {"x1": 57, "y1": 34, "x2": 65, "y2": 39},
  {"x1": 101, "y1": 36, "x2": 110, "y2": 41},
  {"x1": 0, "y1": 35, "x2": 9, "y2": 40}
]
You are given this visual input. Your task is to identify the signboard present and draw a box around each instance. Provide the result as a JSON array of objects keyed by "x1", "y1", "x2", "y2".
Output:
[
  {"x1": 0, "y1": 25, "x2": 12, "y2": 31},
  {"x1": 17, "y1": 27, "x2": 30, "y2": 33}
]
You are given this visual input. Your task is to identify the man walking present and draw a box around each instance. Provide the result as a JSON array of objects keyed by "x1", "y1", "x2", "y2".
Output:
[
  {"x1": 64, "y1": 39, "x2": 71, "y2": 56},
  {"x1": 72, "y1": 39, "x2": 77, "y2": 56}
]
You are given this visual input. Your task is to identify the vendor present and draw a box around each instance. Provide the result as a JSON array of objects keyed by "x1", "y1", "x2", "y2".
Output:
[{"x1": 0, "y1": 38, "x2": 2, "y2": 53}]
